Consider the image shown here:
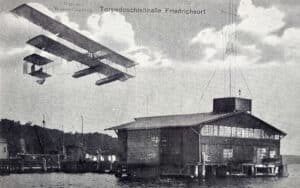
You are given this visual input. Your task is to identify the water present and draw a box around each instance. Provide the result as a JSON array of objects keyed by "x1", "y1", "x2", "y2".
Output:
[{"x1": 0, "y1": 164, "x2": 299, "y2": 188}]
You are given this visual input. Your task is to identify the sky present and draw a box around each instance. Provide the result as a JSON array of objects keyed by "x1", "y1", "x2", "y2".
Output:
[{"x1": 0, "y1": 0, "x2": 300, "y2": 155}]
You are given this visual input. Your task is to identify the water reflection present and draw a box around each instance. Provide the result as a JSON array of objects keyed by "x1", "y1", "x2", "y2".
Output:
[{"x1": 0, "y1": 164, "x2": 298, "y2": 188}]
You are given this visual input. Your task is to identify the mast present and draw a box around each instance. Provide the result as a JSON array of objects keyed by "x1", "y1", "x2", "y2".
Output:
[
  {"x1": 81, "y1": 115, "x2": 84, "y2": 146},
  {"x1": 80, "y1": 115, "x2": 85, "y2": 160},
  {"x1": 42, "y1": 114, "x2": 45, "y2": 129},
  {"x1": 222, "y1": 0, "x2": 236, "y2": 97},
  {"x1": 229, "y1": 61, "x2": 232, "y2": 96},
  {"x1": 42, "y1": 114, "x2": 46, "y2": 154},
  {"x1": 61, "y1": 124, "x2": 65, "y2": 157}
]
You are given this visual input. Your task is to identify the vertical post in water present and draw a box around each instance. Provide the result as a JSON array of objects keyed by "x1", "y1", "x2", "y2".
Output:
[
  {"x1": 81, "y1": 115, "x2": 84, "y2": 145},
  {"x1": 195, "y1": 165, "x2": 199, "y2": 177},
  {"x1": 202, "y1": 152, "x2": 206, "y2": 178},
  {"x1": 42, "y1": 158, "x2": 47, "y2": 172},
  {"x1": 57, "y1": 154, "x2": 61, "y2": 171}
]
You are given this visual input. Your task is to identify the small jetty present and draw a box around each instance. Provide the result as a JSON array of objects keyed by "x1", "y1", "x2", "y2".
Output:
[
  {"x1": 0, "y1": 154, "x2": 117, "y2": 174},
  {"x1": 0, "y1": 117, "x2": 118, "y2": 175}
]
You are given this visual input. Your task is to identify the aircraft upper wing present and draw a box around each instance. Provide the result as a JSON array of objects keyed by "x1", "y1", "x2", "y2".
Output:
[
  {"x1": 24, "y1": 53, "x2": 53, "y2": 65},
  {"x1": 27, "y1": 35, "x2": 133, "y2": 80},
  {"x1": 11, "y1": 4, "x2": 137, "y2": 68}
]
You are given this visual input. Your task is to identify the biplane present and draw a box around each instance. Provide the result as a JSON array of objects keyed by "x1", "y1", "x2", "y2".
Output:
[{"x1": 11, "y1": 4, "x2": 137, "y2": 85}]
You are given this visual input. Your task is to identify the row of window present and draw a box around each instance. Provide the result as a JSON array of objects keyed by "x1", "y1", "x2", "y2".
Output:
[
  {"x1": 202, "y1": 148, "x2": 277, "y2": 160},
  {"x1": 201, "y1": 125, "x2": 280, "y2": 140},
  {"x1": 222, "y1": 148, "x2": 276, "y2": 159}
]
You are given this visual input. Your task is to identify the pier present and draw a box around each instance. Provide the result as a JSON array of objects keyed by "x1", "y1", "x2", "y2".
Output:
[{"x1": 0, "y1": 158, "x2": 117, "y2": 174}]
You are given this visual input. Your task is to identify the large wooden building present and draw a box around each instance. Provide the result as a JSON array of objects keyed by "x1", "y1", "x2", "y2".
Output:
[{"x1": 107, "y1": 97, "x2": 287, "y2": 178}]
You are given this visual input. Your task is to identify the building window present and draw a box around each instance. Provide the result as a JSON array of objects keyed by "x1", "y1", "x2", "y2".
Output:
[
  {"x1": 270, "y1": 150, "x2": 276, "y2": 158},
  {"x1": 231, "y1": 127, "x2": 237, "y2": 137},
  {"x1": 100, "y1": 156, "x2": 104, "y2": 161},
  {"x1": 223, "y1": 148, "x2": 233, "y2": 159},
  {"x1": 242, "y1": 128, "x2": 246, "y2": 137},
  {"x1": 260, "y1": 130, "x2": 265, "y2": 139},
  {"x1": 257, "y1": 148, "x2": 267, "y2": 159},
  {"x1": 4, "y1": 147, "x2": 6, "y2": 153},
  {"x1": 213, "y1": 125, "x2": 219, "y2": 136},
  {"x1": 201, "y1": 125, "x2": 209, "y2": 135},
  {"x1": 201, "y1": 144, "x2": 209, "y2": 154},
  {"x1": 224, "y1": 126, "x2": 232, "y2": 137},
  {"x1": 160, "y1": 137, "x2": 167, "y2": 147},
  {"x1": 248, "y1": 128, "x2": 254, "y2": 138},
  {"x1": 237, "y1": 127, "x2": 243, "y2": 137},
  {"x1": 111, "y1": 155, "x2": 116, "y2": 162},
  {"x1": 219, "y1": 126, "x2": 225, "y2": 136},
  {"x1": 201, "y1": 125, "x2": 280, "y2": 140},
  {"x1": 201, "y1": 125, "x2": 214, "y2": 136},
  {"x1": 245, "y1": 128, "x2": 248, "y2": 138},
  {"x1": 254, "y1": 129, "x2": 261, "y2": 138},
  {"x1": 246, "y1": 128, "x2": 253, "y2": 138},
  {"x1": 219, "y1": 126, "x2": 231, "y2": 137},
  {"x1": 151, "y1": 136, "x2": 160, "y2": 144}
]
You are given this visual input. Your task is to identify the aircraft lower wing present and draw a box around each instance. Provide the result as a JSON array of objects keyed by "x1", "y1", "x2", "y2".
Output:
[
  {"x1": 29, "y1": 68, "x2": 51, "y2": 79},
  {"x1": 11, "y1": 4, "x2": 137, "y2": 68},
  {"x1": 26, "y1": 35, "x2": 133, "y2": 81}
]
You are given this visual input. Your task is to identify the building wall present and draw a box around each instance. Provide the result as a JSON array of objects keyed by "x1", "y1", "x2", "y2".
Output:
[
  {"x1": 235, "y1": 98, "x2": 251, "y2": 112},
  {"x1": 122, "y1": 127, "x2": 199, "y2": 167},
  {"x1": 117, "y1": 130, "x2": 127, "y2": 162},
  {"x1": 160, "y1": 128, "x2": 183, "y2": 166},
  {"x1": 126, "y1": 129, "x2": 160, "y2": 165},
  {"x1": 0, "y1": 142, "x2": 8, "y2": 159},
  {"x1": 199, "y1": 113, "x2": 281, "y2": 164},
  {"x1": 200, "y1": 137, "x2": 280, "y2": 164},
  {"x1": 182, "y1": 127, "x2": 199, "y2": 164}
]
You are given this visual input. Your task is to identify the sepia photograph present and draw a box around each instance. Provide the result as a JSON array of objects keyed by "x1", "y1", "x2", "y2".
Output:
[{"x1": 0, "y1": 0, "x2": 299, "y2": 187}]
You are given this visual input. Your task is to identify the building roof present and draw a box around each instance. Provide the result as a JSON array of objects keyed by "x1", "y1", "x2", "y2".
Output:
[
  {"x1": 105, "y1": 111, "x2": 286, "y2": 136},
  {"x1": 106, "y1": 111, "x2": 242, "y2": 130}
]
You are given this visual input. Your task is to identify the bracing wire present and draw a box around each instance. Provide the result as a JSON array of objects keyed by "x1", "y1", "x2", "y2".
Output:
[
  {"x1": 239, "y1": 68, "x2": 253, "y2": 98},
  {"x1": 199, "y1": 64, "x2": 218, "y2": 103}
]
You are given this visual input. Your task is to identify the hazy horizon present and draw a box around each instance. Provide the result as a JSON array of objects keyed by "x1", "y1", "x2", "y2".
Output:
[{"x1": 1, "y1": 0, "x2": 300, "y2": 155}]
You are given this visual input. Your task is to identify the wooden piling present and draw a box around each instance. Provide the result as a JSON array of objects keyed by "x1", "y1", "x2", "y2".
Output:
[
  {"x1": 279, "y1": 164, "x2": 289, "y2": 177},
  {"x1": 20, "y1": 161, "x2": 24, "y2": 172},
  {"x1": 42, "y1": 158, "x2": 47, "y2": 172},
  {"x1": 251, "y1": 165, "x2": 255, "y2": 176},
  {"x1": 194, "y1": 165, "x2": 199, "y2": 177},
  {"x1": 201, "y1": 163, "x2": 206, "y2": 178}
]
